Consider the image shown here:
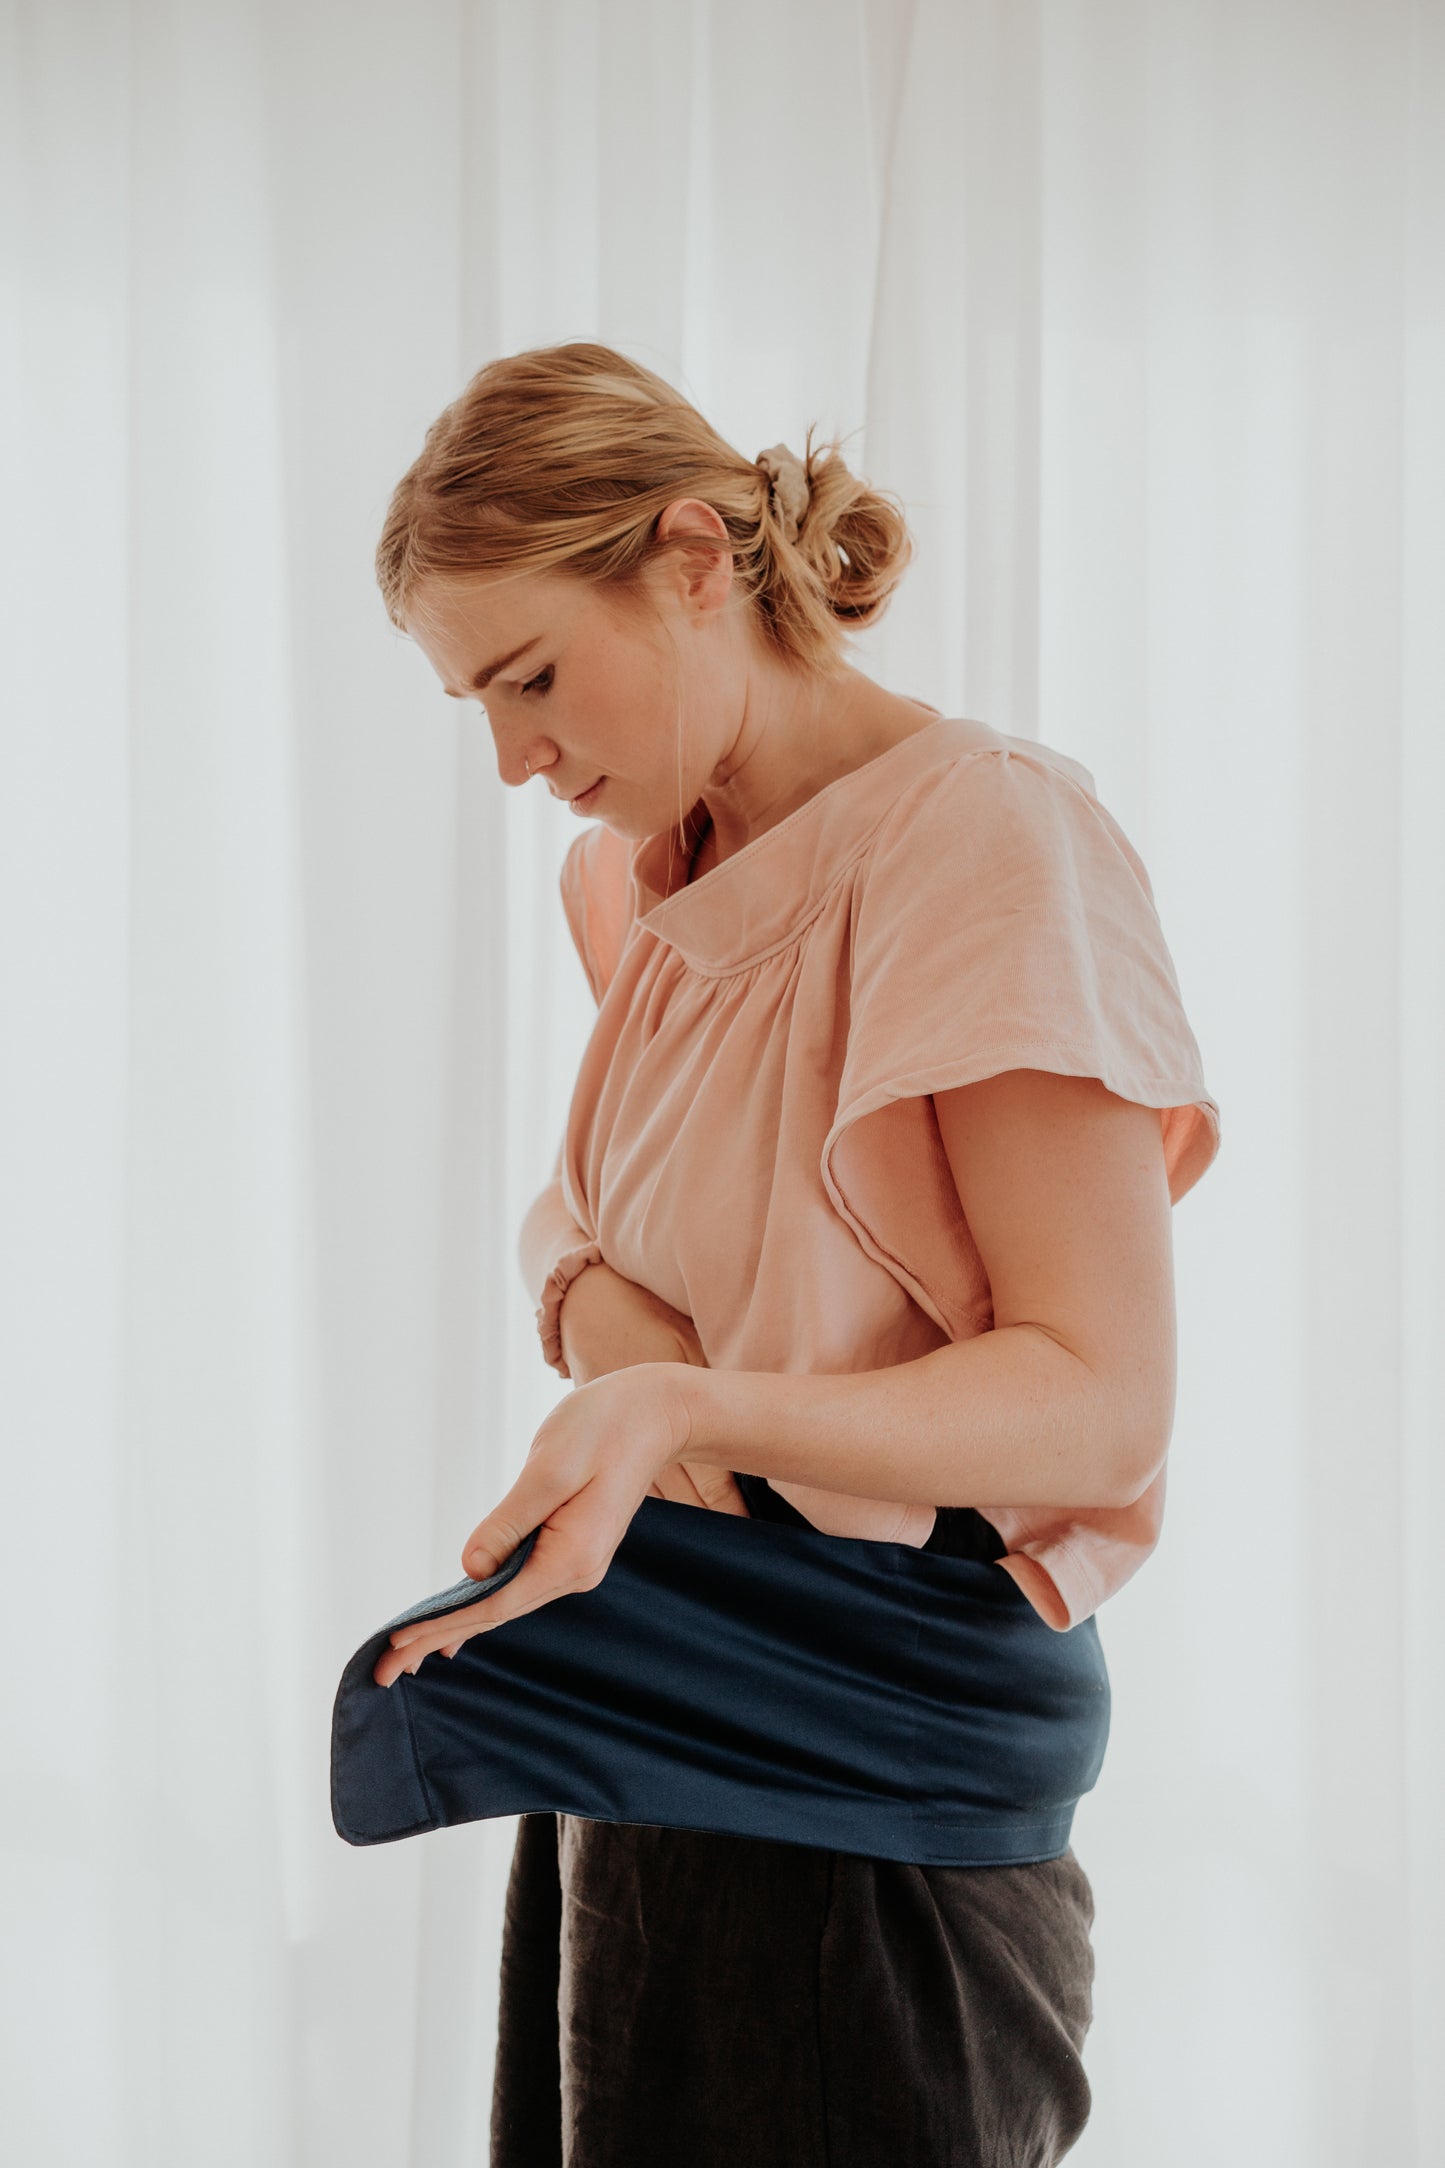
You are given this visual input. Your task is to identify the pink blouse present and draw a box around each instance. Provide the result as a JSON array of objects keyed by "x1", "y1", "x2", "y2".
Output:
[{"x1": 520, "y1": 711, "x2": 1222, "y2": 1632}]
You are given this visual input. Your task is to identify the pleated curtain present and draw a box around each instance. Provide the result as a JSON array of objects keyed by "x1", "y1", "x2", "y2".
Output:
[{"x1": 2, "y1": 3, "x2": 1441, "y2": 2162}]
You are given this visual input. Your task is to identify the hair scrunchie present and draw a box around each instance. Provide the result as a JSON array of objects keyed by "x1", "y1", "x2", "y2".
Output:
[{"x1": 754, "y1": 441, "x2": 811, "y2": 544}]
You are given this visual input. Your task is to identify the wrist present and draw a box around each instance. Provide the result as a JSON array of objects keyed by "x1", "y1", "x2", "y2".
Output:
[{"x1": 668, "y1": 1362, "x2": 729, "y2": 1464}]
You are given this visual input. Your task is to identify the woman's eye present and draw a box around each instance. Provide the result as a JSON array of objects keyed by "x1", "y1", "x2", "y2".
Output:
[{"x1": 519, "y1": 665, "x2": 554, "y2": 697}]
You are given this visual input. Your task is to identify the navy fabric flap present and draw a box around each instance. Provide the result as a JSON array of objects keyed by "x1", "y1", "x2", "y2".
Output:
[{"x1": 331, "y1": 1496, "x2": 1109, "y2": 1867}]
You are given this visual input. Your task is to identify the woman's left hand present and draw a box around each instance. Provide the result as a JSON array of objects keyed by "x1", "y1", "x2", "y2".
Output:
[{"x1": 372, "y1": 1361, "x2": 699, "y2": 1688}]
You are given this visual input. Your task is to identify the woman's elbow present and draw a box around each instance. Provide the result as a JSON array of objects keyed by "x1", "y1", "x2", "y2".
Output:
[{"x1": 1108, "y1": 1394, "x2": 1174, "y2": 1507}]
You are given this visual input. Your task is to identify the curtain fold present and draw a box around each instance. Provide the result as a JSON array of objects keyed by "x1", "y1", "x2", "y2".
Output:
[{"x1": 2, "y1": 2, "x2": 1440, "y2": 2162}]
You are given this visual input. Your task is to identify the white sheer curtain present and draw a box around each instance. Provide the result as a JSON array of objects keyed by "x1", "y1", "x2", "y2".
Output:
[{"x1": 3, "y1": 2, "x2": 1441, "y2": 2162}]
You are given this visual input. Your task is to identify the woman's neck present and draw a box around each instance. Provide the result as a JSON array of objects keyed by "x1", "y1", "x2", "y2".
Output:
[{"x1": 686, "y1": 809, "x2": 717, "y2": 885}]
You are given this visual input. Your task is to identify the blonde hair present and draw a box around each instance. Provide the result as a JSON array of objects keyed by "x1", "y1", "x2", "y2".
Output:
[{"x1": 374, "y1": 341, "x2": 914, "y2": 680}]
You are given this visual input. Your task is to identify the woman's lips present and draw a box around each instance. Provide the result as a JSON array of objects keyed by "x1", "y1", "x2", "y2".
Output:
[{"x1": 567, "y1": 778, "x2": 605, "y2": 812}]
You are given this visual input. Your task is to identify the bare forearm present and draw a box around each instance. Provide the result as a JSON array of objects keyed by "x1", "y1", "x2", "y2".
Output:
[{"x1": 672, "y1": 1325, "x2": 1162, "y2": 1512}]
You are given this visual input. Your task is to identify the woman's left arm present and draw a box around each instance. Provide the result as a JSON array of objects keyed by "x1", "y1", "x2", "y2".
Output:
[
  {"x1": 675, "y1": 1068, "x2": 1178, "y2": 1512},
  {"x1": 377, "y1": 1068, "x2": 1176, "y2": 1684}
]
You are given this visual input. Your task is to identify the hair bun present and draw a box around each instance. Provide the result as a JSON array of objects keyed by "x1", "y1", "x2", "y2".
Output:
[
  {"x1": 377, "y1": 342, "x2": 914, "y2": 677},
  {"x1": 754, "y1": 442, "x2": 811, "y2": 544}
]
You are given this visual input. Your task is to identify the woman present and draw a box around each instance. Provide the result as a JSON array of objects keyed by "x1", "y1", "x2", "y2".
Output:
[{"x1": 369, "y1": 341, "x2": 1221, "y2": 2165}]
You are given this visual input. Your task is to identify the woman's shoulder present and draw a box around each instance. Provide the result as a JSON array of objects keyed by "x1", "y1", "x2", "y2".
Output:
[
  {"x1": 560, "y1": 821, "x2": 638, "y2": 1006},
  {"x1": 871, "y1": 716, "x2": 1100, "y2": 810},
  {"x1": 839, "y1": 722, "x2": 1221, "y2": 1199},
  {"x1": 855, "y1": 722, "x2": 1150, "y2": 907}
]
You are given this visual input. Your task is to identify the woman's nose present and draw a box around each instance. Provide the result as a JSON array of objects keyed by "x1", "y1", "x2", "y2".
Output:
[{"x1": 498, "y1": 738, "x2": 556, "y2": 789}]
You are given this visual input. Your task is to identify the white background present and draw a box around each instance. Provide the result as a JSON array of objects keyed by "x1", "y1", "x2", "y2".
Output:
[{"x1": 2, "y1": 2, "x2": 1442, "y2": 2162}]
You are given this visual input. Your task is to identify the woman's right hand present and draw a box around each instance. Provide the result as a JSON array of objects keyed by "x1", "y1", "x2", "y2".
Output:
[{"x1": 557, "y1": 1263, "x2": 749, "y2": 1517}]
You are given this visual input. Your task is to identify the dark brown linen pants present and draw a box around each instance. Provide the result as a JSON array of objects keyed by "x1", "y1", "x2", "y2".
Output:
[{"x1": 489, "y1": 1808, "x2": 1096, "y2": 2168}]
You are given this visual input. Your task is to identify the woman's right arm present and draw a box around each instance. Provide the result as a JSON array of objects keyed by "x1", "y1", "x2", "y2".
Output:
[
  {"x1": 520, "y1": 1167, "x2": 748, "y2": 1515},
  {"x1": 555, "y1": 1266, "x2": 747, "y2": 1515},
  {"x1": 531, "y1": 835, "x2": 743, "y2": 1506},
  {"x1": 555, "y1": 1255, "x2": 703, "y2": 1382},
  {"x1": 518, "y1": 1144, "x2": 606, "y2": 1382}
]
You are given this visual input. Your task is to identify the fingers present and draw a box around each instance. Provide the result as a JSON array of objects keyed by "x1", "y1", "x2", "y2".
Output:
[
  {"x1": 648, "y1": 1465, "x2": 699, "y2": 1508},
  {"x1": 374, "y1": 1504, "x2": 620, "y2": 1688},
  {"x1": 460, "y1": 1507, "x2": 530, "y2": 1582},
  {"x1": 653, "y1": 1461, "x2": 751, "y2": 1516},
  {"x1": 469, "y1": 1474, "x2": 634, "y2": 1620},
  {"x1": 373, "y1": 1466, "x2": 745, "y2": 1690},
  {"x1": 373, "y1": 1371, "x2": 696, "y2": 1692},
  {"x1": 688, "y1": 1465, "x2": 751, "y2": 1516}
]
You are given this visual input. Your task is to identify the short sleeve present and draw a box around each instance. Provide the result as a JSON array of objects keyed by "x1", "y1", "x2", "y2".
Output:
[
  {"x1": 819, "y1": 744, "x2": 1222, "y2": 1633},
  {"x1": 559, "y1": 821, "x2": 638, "y2": 1007},
  {"x1": 823, "y1": 744, "x2": 1221, "y2": 1242},
  {"x1": 526, "y1": 822, "x2": 638, "y2": 1379}
]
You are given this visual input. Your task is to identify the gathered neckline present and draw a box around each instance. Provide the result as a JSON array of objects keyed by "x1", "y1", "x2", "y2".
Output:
[
  {"x1": 647, "y1": 705, "x2": 951, "y2": 897},
  {"x1": 627, "y1": 713, "x2": 1011, "y2": 974}
]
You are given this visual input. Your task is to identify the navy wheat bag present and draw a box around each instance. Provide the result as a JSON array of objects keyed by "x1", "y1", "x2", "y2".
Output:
[{"x1": 331, "y1": 1489, "x2": 1110, "y2": 1867}]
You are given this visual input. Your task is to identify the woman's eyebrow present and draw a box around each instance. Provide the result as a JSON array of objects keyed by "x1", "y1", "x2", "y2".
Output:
[{"x1": 444, "y1": 635, "x2": 544, "y2": 696}]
